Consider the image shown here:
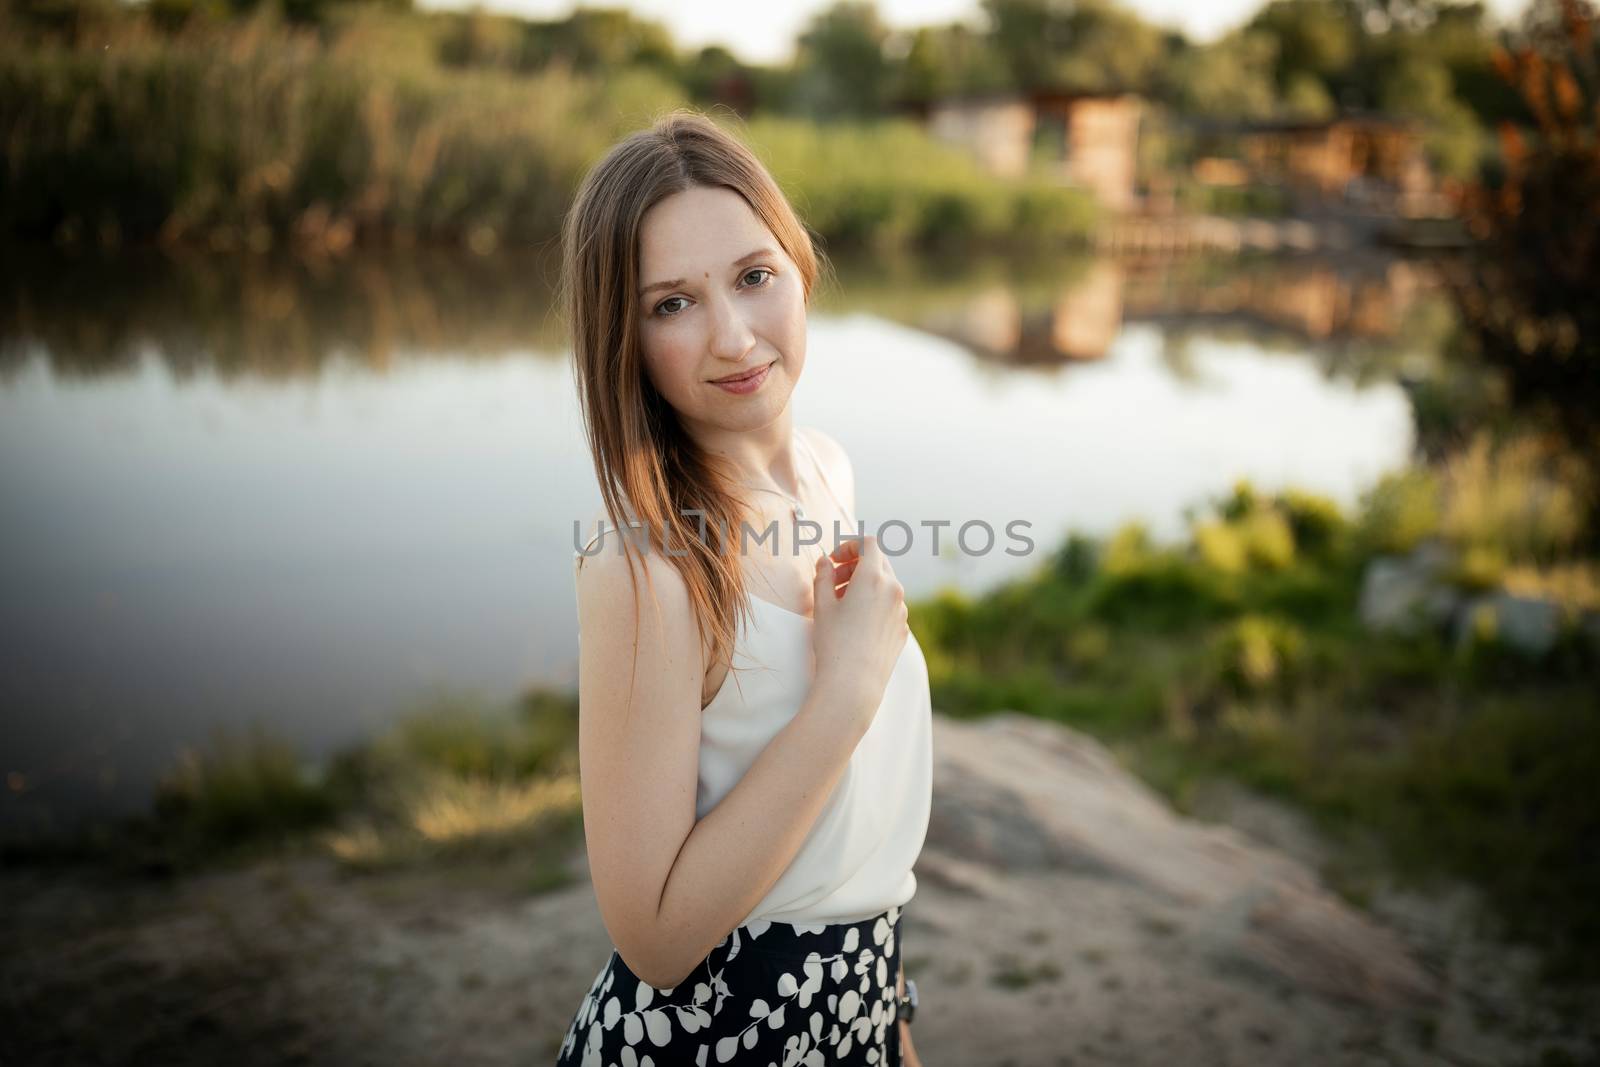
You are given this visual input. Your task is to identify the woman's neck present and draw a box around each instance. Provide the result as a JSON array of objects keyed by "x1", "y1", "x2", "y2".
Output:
[{"x1": 688, "y1": 414, "x2": 803, "y2": 496}]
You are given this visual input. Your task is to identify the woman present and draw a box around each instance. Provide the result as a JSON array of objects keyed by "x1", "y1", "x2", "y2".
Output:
[{"x1": 556, "y1": 111, "x2": 932, "y2": 1067}]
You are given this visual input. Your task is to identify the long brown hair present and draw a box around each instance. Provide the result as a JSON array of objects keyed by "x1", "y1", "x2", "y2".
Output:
[{"x1": 562, "y1": 109, "x2": 824, "y2": 705}]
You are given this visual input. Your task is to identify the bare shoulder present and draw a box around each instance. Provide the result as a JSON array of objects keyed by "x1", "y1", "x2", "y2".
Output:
[
  {"x1": 574, "y1": 513, "x2": 695, "y2": 628},
  {"x1": 574, "y1": 509, "x2": 613, "y2": 563},
  {"x1": 574, "y1": 510, "x2": 606, "y2": 557},
  {"x1": 799, "y1": 426, "x2": 857, "y2": 514}
]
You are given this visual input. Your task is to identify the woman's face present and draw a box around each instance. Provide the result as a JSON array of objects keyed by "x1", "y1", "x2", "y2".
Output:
[{"x1": 635, "y1": 185, "x2": 807, "y2": 434}]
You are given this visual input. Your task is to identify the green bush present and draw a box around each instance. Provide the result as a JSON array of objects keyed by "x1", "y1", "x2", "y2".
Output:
[
  {"x1": 1088, "y1": 550, "x2": 1234, "y2": 630},
  {"x1": 152, "y1": 726, "x2": 339, "y2": 850},
  {"x1": 1174, "y1": 180, "x2": 1290, "y2": 217},
  {"x1": 1356, "y1": 468, "x2": 1441, "y2": 555},
  {"x1": 743, "y1": 117, "x2": 1096, "y2": 250},
  {"x1": 1437, "y1": 434, "x2": 1589, "y2": 564},
  {"x1": 1210, "y1": 613, "x2": 1306, "y2": 696},
  {"x1": 370, "y1": 690, "x2": 579, "y2": 781},
  {"x1": 1279, "y1": 489, "x2": 1347, "y2": 557}
]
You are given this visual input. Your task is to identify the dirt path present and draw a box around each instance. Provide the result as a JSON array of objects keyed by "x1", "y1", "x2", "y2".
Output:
[{"x1": 2, "y1": 714, "x2": 1591, "y2": 1066}]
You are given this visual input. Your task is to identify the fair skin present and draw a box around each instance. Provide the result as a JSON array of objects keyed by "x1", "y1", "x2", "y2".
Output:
[{"x1": 573, "y1": 184, "x2": 922, "y2": 1064}]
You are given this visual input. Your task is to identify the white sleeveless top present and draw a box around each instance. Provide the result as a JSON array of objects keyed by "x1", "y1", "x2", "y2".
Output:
[{"x1": 574, "y1": 432, "x2": 933, "y2": 928}]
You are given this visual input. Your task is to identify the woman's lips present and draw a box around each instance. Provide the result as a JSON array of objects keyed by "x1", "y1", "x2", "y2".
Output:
[{"x1": 710, "y1": 362, "x2": 774, "y2": 394}]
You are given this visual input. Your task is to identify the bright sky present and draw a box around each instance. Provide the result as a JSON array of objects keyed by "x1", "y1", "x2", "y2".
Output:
[{"x1": 419, "y1": 0, "x2": 1533, "y2": 63}]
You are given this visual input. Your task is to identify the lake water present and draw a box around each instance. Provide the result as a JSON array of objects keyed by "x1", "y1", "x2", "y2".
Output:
[{"x1": 0, "y1": 248, "x2": 1439, "y2": 826}]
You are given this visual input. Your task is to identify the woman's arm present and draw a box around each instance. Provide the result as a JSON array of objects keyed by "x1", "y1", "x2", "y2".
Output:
[{"x1": 575, "y1": 543, "x2": 876, "y2": 990}]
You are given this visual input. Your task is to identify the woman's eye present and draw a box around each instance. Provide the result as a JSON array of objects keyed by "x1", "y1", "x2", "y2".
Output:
[{"x1": 654, "y1": 271, "x2": 768, "y2": 316}]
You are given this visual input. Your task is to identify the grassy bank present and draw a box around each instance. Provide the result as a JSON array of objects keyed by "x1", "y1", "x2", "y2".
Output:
[
  {"x1": 910, "y1": 438, "x2": 1599, "y2": 984},
  {"x1": 0, "y1": 11, "x2": 1096, "y2": 252},
  {"x1": 4, "y1": 690, "x2": 584, "y2": 896}
]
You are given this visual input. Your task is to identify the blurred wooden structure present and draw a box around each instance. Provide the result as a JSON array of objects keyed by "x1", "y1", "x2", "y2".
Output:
[
  {"x1": 909, "y1": 254, "x2": 1423, "y2": 365},
  {"x1": 1242, "y1": 116, "x2": 1434, "y2": 209},
  {"x1": 917, "y1": 91, "x2": 1144, "y2": 212},
  {"x1": 1196, "y1": 114, "x2": 1444, "y2": 217}
]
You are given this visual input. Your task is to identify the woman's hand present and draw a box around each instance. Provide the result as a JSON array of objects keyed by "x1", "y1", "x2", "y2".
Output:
[
  {"x1": 810, "y1": 535, "x2": 909, "y2": 733},
  {"x1": 900, "y1": 1020, "x2": 923, "y2": 1067},
  {"x1": 897, "y1": 960, "x2": 923, "y2": 1067}
]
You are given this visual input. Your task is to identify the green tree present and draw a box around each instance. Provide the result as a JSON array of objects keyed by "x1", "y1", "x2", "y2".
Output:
[
  {"x1": 1160, "y1": 30, "x2": 1281, "y2": 118},
  {"x1": 982, "y1": 0, "x2": 1166, "y2": 93},
  {"x1": 1450, "y1": 0, "x2": 1600, "y2": 514},
  {"x1": 1246, "y1": 0, "x2": 1356, "y2": 101},
  {"x1": 519, "y1": 7, "x2": 677, "y2": 75},
  {"x1": 1422, "y1": 2, "x2": 1519, "y2": 120},
  {"x1": 680, "y1": 45, "x2": 761, "y2": 112},
  {"x1": 1377, "y1": 53, "x2": 1487, "y2": 176},
  {"x1": 438, "y1": 7, "x2": 521, "y2": 70},
  {"x1": 896, "y1": 22, "x2": 1014, "y2": 103},
  {"x1": 791, "y1": 1, "x2": 891, "y2": 117}
]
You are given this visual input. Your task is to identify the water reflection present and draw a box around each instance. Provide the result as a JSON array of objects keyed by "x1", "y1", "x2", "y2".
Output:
[
  {"x1": 0, "y1": 247, "x2": 567, "y2": 379},
  {"x1": 1, "y1": 246, "x2": 1437, "y2": 380},
  {"x1": 0, "y1": 247, "x2": 1438, "y2": 824},
  {"x1": 827, "y1": 251, "x2": 1429, "y2": 365}
]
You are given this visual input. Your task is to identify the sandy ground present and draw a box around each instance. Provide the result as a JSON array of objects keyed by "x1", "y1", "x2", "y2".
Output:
[{"x1": 2, "y1": 714, "x2": 1593, "y2": 1067}]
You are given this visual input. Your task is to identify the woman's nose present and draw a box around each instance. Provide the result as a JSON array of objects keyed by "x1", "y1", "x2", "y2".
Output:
[{"x1": 707, "y1": 294, "x2": 756, "y2": 361}]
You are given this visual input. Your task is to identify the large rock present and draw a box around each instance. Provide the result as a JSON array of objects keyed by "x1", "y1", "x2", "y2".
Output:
[
  {"x1": 1358, "y1": 540, "x2": 1461, "y2": 635},
  {"x1": 1453, "y1": 591, "x2": 1566, "y2": 657},
  {"x1": 924, "y1": 713, "x2": 1439, "y2": 1011}
]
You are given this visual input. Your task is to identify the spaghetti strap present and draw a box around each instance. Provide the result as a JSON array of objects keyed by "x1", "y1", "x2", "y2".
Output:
[
  {"x1": 578, "y1": 436, "x2": 848, "y2": 570},
  {"x1": 573, "y1": 519, "x2": 610, "y2": 570},
  {"x1": 795, "y1": 430, "x2": 856, "y2": 529}
]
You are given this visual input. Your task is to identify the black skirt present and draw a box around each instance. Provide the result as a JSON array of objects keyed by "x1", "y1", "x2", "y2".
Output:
[{"x1": 554, "y1": 904, "x2": 906, "y2": 1066}]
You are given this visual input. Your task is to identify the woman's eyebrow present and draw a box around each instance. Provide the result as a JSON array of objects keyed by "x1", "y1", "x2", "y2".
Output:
[{"x1": 638, "y1": 247, "x2": 779, "y2": 298}]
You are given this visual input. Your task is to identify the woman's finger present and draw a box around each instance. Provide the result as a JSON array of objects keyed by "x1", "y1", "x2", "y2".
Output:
[{"x1": 828, "y1": 538, "x2": 864, "y2": 565}]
